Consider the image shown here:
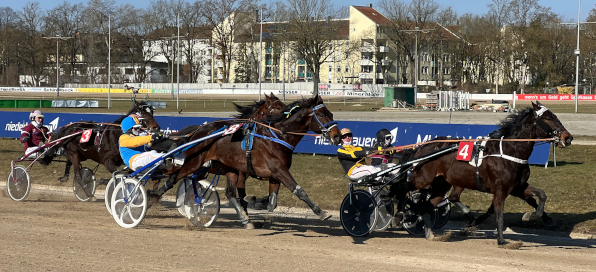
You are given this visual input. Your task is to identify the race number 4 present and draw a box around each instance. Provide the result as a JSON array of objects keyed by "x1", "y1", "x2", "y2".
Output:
[
  {"x1": 456, "y1": 142, "x2": 474, "y2": 161},
  {"x1": 223, "y1": 123, "x2": 243, "y2": 136},
  {"x1": 80, "y1": 129, "x2": 93, "y2": 143}
]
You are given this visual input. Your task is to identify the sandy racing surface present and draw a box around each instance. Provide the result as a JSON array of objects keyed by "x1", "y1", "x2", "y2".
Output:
[{"x1": 1, "y1": 187, "x2": 595, "y2": 272}]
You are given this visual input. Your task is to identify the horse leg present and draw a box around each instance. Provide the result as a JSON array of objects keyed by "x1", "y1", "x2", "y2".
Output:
[
  {"x1": 225, "y1": 172, "x2": 253, "y2": 228},
  {"x1": 236, "y1": 172, "x2": 249, "y2": 213},
  {"x1": 58, "y1": 159, "x2": 72, "y2": 183},
  {"x1": 492, "y1": 190, "x2": 508, "y2": 246},
  {"x1": 70, "y1": 154, "x2": 94, "y2": 200},
  {"x1": 448, "y1": 186, "x2": 477, "y2": 225},
  {"x1": 101, "y1": 159, "x2": 118, "y2": 185},
  {"x1": 266, "y1": 180, "x2": 281, "y2": 212},
  {"x1": 513, "y1": 184, "x2": 554, "y2": 225},
  {"x1": 273, "y1": 168, "x2": 330, "y2": 220}
]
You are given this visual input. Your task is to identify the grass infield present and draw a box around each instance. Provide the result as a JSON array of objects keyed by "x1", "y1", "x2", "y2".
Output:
[{"x1": 1, "y1": 137, "x2": 595, "y2": 235}]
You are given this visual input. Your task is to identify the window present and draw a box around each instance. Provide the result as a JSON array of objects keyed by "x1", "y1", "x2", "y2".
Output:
[
  {"x1": 345, "y1": 65, "x2": 349, "y2": 73},
  {"x1": 125, "y1": 68, "x2": 134, "y2": 75},
  {"x1": 337, "y1": 65, "x2": 341, "y2": 73},
  {"x1": 443, "y1": 67, "x2": 451, "y2": 75},
  {"x1": 421, "y1": 66, "x2": 428, "y2": 75},
  {"x1": 159, "y1": 69, "x2": 167, "y2": 75},
  {"x1": 137, "y1": 68, "x2": 146, "y2": 74}
]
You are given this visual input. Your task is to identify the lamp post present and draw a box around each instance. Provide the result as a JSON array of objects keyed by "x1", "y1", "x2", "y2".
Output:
[
  {"x1": 162, "y1": 32, "x2": 185, "y2": 100},
  {"x1": 399, "y1": 27, "x2": 434, "y2": 104},
  {"x1": 258, "y1": 7, "x2": 263, "y2": 101},
  {"x1": 42, "y1": 35, "x2": 73, "y2": 97},
  {"x1": 177, "y1": 13, "x2": 180, "y2": 109},
  {"x1": 108, "y1": 15, "x2": 111, "y2": 108}
]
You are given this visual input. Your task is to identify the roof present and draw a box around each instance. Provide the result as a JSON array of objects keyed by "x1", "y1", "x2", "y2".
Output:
[{"x1": 353, "y1": 6, "x2": 392, "y2": 26}]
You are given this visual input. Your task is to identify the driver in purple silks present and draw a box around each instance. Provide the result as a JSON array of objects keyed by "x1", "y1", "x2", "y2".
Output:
[{"x1": 20, "y1": 110, "x2": 50, "y2": 158}]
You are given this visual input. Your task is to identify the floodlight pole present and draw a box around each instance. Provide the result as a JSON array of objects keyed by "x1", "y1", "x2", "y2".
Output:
[
  {"x1": 43, "y1": 35, "x2": 73, "y2": 97},
  {"x1": 574, "y1": 0, "x2": 581, "y2": 113},
  {"x1": 399, "y1": 27, "x2": 433, "y2": 104}
]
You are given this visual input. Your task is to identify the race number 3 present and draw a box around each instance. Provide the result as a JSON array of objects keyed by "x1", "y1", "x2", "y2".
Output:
[
  {"x1": 223, "y1": 123, "x2": 243, "y2": 136},
  {"x1": 80, "y1": 129, "x2": 93, "y2": 143},
  {"x1": 456, "y1": 142, "x2": 474, "y2": 161}
]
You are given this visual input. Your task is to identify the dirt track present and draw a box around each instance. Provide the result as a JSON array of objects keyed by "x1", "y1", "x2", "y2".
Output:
[{"x1": 1, "y1": 187, "x2": 595, "y2": 272}]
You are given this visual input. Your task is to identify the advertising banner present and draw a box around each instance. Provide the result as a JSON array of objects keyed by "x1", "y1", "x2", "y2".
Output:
[
  {"x1": 1, "y1": 111, "x2": 550, "y2": 165},
  {"x1": 517, "y1": 94, "x2": 596, "y2": 101}
]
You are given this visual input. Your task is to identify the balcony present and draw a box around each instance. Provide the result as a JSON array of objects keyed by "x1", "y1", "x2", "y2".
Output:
[
  {"x1": 359, "y1": 59, "x2": 374, "y2": 66},
  {"x1": 379, "y1": 46, "x2": 389, "y2": 53},
  {"x1": 381, "y1": 59, "x2": 390, "y2": 66},
  {"x1": 376, "y1": 73, "x2": 384, "y2": 79},
  {"x1": 359, "y1": 72, "x2": 373, "y2": 79},
  {"x1": 214, "y1": 49, "x2": 222, "y2": 55},
  {"x1": 217, "y1": 74, "x2": 224, "y2": 80},
  {"x1": 265, "y1": 60, "x2": 272, "y2": 65},
  {"x1": 216, "y1": 61, "x2": 224, "y2": 68},
  {"x1": 298, "y1": 73, "x2": 305, "y2": 78},
  {"x1": 298, "y1": 59, "x2": 306, "y2": 65}
]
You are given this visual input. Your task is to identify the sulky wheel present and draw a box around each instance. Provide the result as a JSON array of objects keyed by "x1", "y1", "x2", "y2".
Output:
[
  {"x1": 401, "y1": 191, "x2": 428, "y2": 236},
  {"x1": 73, "y1": 167, "x2": 96, "y2": 202},
  {"x1": 340, "y1": 190, "x2": 378, "y2": 237},
  {"x1": 176, "y1": 178, "x2": 192, "y2": 217},
  {"x1": 104, "y1": 177, "x2": 117, "y2": 215},
  {"x1": 7, "y1": 165, "x2": 31, "y2": 202},
  {"x1": 110, "y1": 178, "x2": 147, "y2": 228},
  {"x1": 432, "y1": 198, "x2": 452, "y2": 229},
  {"x1": 372, "y1": 187, "x2": 394, "y2": 231},
  {"x1": 185, "y1": 180, "x2": 220, "y2": 228}
]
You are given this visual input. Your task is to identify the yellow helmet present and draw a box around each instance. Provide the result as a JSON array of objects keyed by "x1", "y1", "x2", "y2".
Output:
[{"x1": 340, "y1": 128, "x2": 352, "y2": 136}]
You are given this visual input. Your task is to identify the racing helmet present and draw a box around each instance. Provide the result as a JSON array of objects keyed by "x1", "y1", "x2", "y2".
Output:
[
  {"x1": 29, "y1": 110, "x2": 44, "y2": 121},
  {"x1": 340, "y1": 128, "x2": 353, "y2": 145},
  {"x1": 121, "y1": 116, "x2": 143, "y2": 132},
  {"x1": 340, "y1": 128, "x2": 352, "y2": 136},
  {"x1": 376, "y1": 128, "x2": 393, "y2": 147}
]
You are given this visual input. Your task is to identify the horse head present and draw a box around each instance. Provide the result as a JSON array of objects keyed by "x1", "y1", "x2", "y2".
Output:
[
  {"x1": 531, "y1": 101, "x2": 573, "y2": 148},
  {"x1": 265, "y1": 93, "x2": 285, "y2": 115},
  {"x1": 132, "y1": 100, "x2": 160, "y2": 133},
  {"x1": 305, "y1": 95, "x2": 341, "y2": 145}
]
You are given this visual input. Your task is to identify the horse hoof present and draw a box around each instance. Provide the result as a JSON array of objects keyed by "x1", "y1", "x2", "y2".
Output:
[
  {"x1": 425, "y1": 227, "x2": 435, "y2": 240},
  {"x1": 89, "y1": 196, "x2": 97, "y2": 202},
  {"x1": 460, "y1": 225, "x2": 478, "y2": 236},
  {"x1": 319, "y1": 211, "x2": 332, "y2": 221},
  {"x1": 244, "y1": 223, "x2": 255, "y2": 230},
  {"x1": 522, "y1": 212, "x2": 538, "y2": 221}
]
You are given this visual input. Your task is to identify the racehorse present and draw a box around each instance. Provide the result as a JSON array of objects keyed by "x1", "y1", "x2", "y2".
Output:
[
  {"x1": 154, "y1": 95, "x2": 341, "y2": 228},
  {"x1": 405, "y1": 101, "x2": 572, "y2": 246},
  {"x1": 41, "y1": 101, "x2": 160, "y2": 198}
]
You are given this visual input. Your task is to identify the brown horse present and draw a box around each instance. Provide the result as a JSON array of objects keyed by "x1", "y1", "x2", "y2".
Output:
[
  {"x1": 42, "y1": 101, "x2": 160, "y2": 198},
  {"x1": 152, "y1": 95, "x2": 341, "y2": 228},
  {"x1": 406, "y1": 101, "x2": 572, "y2": 246}
]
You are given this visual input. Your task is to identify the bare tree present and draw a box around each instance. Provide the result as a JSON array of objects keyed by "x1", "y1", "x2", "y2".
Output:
[
  {"x1": 278, "y1": 0, "x2": 348, "y2": 95},
  {"x1": 0, "y1": 7, "x2": 20, "y2": 86},
  {"x1": 18, "y1": 3, "x2": 49, "y2": 86}
]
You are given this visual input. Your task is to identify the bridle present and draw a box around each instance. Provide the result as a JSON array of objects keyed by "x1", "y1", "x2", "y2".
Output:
[
  {"x1": 533, "y1": 105, "x2": 562, "y2": 144},
  {"x1": 309, "y1": 104, "x2": 337, "y2": 142}
]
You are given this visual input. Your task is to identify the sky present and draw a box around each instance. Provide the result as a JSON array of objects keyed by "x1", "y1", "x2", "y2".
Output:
[{"x1": 4, "y1": 0, "x2": 594, "y2": 22}]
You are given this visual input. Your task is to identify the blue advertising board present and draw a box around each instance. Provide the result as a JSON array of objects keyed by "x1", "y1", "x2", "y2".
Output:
[{"x1": 1, "y1": 111, "x2": 550, "y2": 165}]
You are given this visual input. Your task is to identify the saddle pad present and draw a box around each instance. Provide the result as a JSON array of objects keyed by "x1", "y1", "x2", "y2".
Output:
[{"x1": 469, "y1": 136, "x2": 489, "y2": 167}]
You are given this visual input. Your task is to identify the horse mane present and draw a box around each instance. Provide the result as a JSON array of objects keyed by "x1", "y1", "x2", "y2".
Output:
[
  {"x1": 264, "y1": 97, "x2": 318, "y2": 123},
  {"x1": 490, "y1": 108, "x2": 533, "y2": 138},
  {"x1": 232, "y1": 100, "x2": 268, "y2": 119}
]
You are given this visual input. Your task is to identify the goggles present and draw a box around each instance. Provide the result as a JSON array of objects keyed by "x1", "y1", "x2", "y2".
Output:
[{"x1": 341, "y1": 134, "x2": 353, "y2": 139}]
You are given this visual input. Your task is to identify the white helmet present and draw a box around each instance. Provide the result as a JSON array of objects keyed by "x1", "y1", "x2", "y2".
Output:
[{"x1": 29, "y1": 110, "x2": 44, "y2": 121}]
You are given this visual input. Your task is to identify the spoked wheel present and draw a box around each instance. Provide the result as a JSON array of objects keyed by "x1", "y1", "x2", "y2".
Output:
[
  {"x1": 433, "y1": 198, "x2": 451, "y2": 229},
  {"x1": 73, "y1": 167, "x2": 96, "y2": 202},
  {"x1": 176, "y1": 178, "x2": 191, "y2": 217},
  {"x1": 7, "y1": 165, "x2": 31, "y2": 201},
  {"x1": 372, "y1": 187, "x2": 394, "y2": 231},
  {"x1": 340, "y1": 190, "x2": 378, "y2": 237},
  {"x1": 185, "y1": 180, "x2": 220, "y2": 228},
  {"x1": 110, "y1": 178, "x2": 147, "y2": 228},
  {"x1": 104, "y1": 177, "x2": 119, "y2": 215},
  {"x1": 401, "y1": 191, "x2": 427, "y2": 235}
]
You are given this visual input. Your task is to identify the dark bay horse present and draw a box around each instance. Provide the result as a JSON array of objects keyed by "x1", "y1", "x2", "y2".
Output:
[
  {"x1": 41, "y1": 101, "x2": 160, "y2": 198},
  {"x1": 154, "y1": 95, "x2": 341, "y2": 228},
  {"x1": 406, "y1": 101, "x2": 572, "y2": 246}
]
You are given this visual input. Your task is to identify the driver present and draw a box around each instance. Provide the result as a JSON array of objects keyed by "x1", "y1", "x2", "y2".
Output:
[
  {"x1": 20, "y1": 110, "x2": 50, "y2": 158},
  {"x1": 337, "y1": 128, "x2": 400, "y2": 181},
  {"x1": 370, "y1": 128, "x2": 397, "y2": 167},
  {"x1": 118, "y1": 116, "x2": 168, "y2": 171}
]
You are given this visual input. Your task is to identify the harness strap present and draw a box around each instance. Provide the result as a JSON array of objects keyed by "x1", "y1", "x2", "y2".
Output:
[
  {"x1": 251, "y1": 133, "x2": 295, "y2": 150},
  {"x1": 482, "y1": 136, "x2": 528, "y2": 164}
]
